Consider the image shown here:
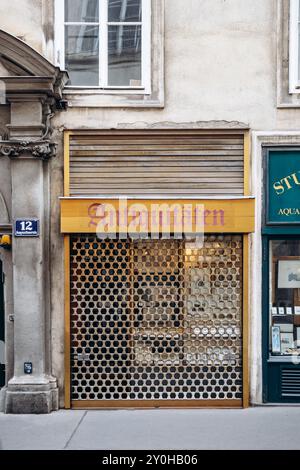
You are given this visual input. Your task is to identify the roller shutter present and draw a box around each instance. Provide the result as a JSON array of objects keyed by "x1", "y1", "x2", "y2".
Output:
[{"x1": 68, "y1": 130, "x2": 245, "y2": 197}]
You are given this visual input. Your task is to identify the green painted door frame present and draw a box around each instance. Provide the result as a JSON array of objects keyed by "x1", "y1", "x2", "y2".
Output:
[
  {"x1": 0, "y1": 259, "x2": 4, "y2": 388},
  {"x1": 262, "y1": 147, "x2": 300, "y2": 403}
]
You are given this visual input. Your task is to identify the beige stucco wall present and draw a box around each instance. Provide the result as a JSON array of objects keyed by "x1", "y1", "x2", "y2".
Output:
[
  {"x1": 1, "y1": 0, "x2": 295, "y2": 129},
  {"x1": 0, "y1": 0, "x2": 43, "y2": 53},
  {"x1": 2, "y1": 0, "x2": 299, "y2": 129},
  {"x1": 2, "y1": 0, "x2": 300, "y2": 407}
]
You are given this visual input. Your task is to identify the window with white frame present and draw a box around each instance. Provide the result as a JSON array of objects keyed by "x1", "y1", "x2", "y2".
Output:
[
  {"x1": 289, "y1": 0, "x2": 300, "y2": 93},
  {"x1": 55, "y1": 0, "x2": 151, "y2": 91}
]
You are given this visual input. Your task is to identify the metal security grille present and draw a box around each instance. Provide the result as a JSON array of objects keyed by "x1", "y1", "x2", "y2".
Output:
[{"x1": 70, "y1": 235, "x2": 243, "y2": 403}]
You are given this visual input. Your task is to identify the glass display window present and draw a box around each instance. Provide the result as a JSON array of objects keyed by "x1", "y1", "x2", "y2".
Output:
[{"x1": 269, "y1": 239, "x2": 300, "y2": 358}]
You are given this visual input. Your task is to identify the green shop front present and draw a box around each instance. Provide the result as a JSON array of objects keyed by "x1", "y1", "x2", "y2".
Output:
[{"x1": 263, "y1": 148, "x2": 300, "y2": 403}]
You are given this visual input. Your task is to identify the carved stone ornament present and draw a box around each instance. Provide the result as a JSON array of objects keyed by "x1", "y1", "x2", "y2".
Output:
[{"x1": 0, "y1": 141, "x2": 56, "y2": 160}]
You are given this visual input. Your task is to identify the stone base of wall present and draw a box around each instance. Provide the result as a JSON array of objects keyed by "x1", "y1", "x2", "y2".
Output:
[
  {"x1": 4, "y1": 378, "x2": 59, "y2": 414},
  {"x1": 5, "y1": 389, "x2": 59, "y2": 414}
]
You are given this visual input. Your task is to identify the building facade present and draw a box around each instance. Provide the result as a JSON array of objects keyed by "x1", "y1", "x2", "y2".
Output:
[{"x1": 0, "y1": 0, "x2": 300, "y2": 413}]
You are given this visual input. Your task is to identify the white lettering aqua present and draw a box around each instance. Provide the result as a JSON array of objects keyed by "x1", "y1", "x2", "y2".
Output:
[{"x1": 278, "y1": 208, "x2": 300, "y2": 216}]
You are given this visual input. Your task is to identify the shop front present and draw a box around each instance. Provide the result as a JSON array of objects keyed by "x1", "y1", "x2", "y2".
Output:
[
  {"x1": 61, "y1": 130, "x2": 255, "y2": 409},
  {"x1": 263, "y1": 148, "x2": 300, "y2": 403}
]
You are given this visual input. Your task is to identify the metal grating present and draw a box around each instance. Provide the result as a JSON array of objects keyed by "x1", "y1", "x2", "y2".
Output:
[
  {"x1": 70, "y1": 235, "x2": 243, "y2": 402},
  {"x1": 281, "y1": 369, "x2": 300, "y2": 397}
]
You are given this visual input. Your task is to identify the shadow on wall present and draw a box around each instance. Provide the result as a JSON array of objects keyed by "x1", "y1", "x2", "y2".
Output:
[{"x1": 0, "y1": 192, "x2": 9, "y2": 225}]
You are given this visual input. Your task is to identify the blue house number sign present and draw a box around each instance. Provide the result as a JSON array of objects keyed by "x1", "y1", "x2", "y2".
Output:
[{"x1": 15, "y1": 219, "x2": 39, "y2": 237}]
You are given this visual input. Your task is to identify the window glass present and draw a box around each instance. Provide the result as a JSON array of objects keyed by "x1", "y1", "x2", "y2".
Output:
[
  {"x1": 65, "y1": 25, "x2": 99, "y2": 86},
  {"x1": 65, "y1": 0, "x2": 99, "y2": 23},
  {"x1": 62, "y1": 0, "x2": 147, "y2": 88},
  {"x1": 108, "y1": 25, "x2": 142, "y2": 86},
  {"x1": 269, "y1": 240, "x2": 300, "y2": 357},
  {"x1": 108, "y1": 0, "x2": 142, "y2": 22}
]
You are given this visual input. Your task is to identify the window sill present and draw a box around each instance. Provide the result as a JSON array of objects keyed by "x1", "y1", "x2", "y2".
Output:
[
  {"x1": 63, "y1": 88, "x2": 164, "y2": 108},
  {"x1": 289, "y1": 86, "x2": 300, "y2": 94},
  {"x1": 65, "y1": 86, "x2": 148, "y2": 95},
  {"x1": 277, "y1": 103, "x2": 300, "y2": 108}
]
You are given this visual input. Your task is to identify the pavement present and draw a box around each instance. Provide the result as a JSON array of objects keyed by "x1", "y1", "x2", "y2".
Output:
[{"x1": 0, "y1": 407, "x2": 300, "y2": 450}]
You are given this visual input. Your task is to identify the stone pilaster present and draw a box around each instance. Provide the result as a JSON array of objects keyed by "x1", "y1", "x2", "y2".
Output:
[
  {"x1": 3, "y1": 142, "x2": 57, "y2": 414},
  {"x1": 0, "y1": 28, "x2": 68, "y2": 413}
]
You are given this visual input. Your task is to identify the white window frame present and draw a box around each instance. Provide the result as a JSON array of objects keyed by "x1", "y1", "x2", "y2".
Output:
[
  {"x1": 55, "y1": 0, "x2": 151, "y2": 94},
  {"x1": 289, "y1": 0, "x2": 300, "y2": 93}
]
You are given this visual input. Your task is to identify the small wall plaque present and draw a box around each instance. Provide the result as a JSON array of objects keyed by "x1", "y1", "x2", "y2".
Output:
[
  {"x1": 24, "y1": 362, "x2": 33, "y2": 374},
  {"x1": 15, "y1": 219, "x2": 39, "y2": 237}
]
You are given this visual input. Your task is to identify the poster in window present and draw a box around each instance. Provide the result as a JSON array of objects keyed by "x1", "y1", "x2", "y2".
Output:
[
  {"x1": 278, "y1": 260, "x2": 300, "y2": 289},
  {"x1": 271, "y1": 326, "x2": 281, "y2": 354},
  {"x1": 280, "y1": 332, "x2": 294, "y2": 354}
]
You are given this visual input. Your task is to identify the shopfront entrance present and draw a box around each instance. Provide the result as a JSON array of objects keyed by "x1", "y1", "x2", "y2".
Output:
[
  {"x1": 69, "y1": 235, "x2": 244, "y2": 407},
  {"x1": 61, "y1": 129, "x2": 255, "y2": 408},
  {"x1": 263, "y1": 148, "x2": 300, "y2": 403},
  {"x1": 61, "y1": 198, "x2": 254, "y2": 408}
]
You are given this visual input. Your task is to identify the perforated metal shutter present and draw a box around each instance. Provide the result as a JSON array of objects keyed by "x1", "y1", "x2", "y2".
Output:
[
  {"x1": 69, "y1": 131, "x2": 245, "y2": 197},
  {"x1": 70, "y1": 235, "x2": 243, "y2": 403}
]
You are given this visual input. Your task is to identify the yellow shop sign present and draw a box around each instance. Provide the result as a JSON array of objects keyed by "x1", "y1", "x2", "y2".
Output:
[{"x1": 60, "y1": 198, "x2": 255, "y2": 235}]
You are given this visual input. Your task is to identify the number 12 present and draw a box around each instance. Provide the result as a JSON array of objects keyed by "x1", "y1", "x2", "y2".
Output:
[{"x1": 20, "y1": 221, "x2": 33, "y2": 231}]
